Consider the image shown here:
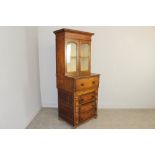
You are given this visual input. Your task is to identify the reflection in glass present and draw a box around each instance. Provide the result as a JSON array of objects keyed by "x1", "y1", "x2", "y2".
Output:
[
  {"x1": 80, "y1": 44, "x2": 89, "y2": 71},
  {"x1": 66, "y1": 42, "x2": 77, "y2": 73}
]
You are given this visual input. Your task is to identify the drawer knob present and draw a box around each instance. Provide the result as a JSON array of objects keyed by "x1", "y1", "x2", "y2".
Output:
[
  {"x1": 80, "y1": 99, "x2": 84, "y2": 102},
  {"x1": 92, "y1": 81, "x2": 95, "y2": 84},
  {"x1": 91, "y1": 95, "x2": 95, "y2": 98},
  {"x1": 81, "y1": 83, "x2": 84, "y2": 86}
]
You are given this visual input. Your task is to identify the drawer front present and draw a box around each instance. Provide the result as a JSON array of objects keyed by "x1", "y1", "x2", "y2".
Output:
[
  {"x1": 80, "y1": 102, "x2": 96, "y2": 112},
  {"x1": 80, "y1": 92, "x2": 96, "y2": 104},
  {"x1": 76, "y1": 76, "x2": 99, "y2": 91},
  {"x1": 80, "y1": 109, "x2": 95, "y2": 122}
]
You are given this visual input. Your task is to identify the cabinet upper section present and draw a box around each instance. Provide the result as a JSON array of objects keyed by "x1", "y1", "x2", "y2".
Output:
[{"x1": 54, "y1": 28, "x2": 94, "y2": 77}]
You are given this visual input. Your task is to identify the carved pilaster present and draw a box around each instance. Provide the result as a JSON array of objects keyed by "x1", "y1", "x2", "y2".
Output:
[
  {"x1": 73, "y1": 94, "x2": 79, "y2": 127},
  {"x1": 95, "y1": 90, "x2": 98, "y2": 118}
]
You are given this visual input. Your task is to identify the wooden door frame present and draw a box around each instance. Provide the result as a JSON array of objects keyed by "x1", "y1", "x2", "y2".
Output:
[
  {"x1": 79, "y1": 40, "x2": 91, "y2": 75},
  {"x1": 65, "y1": 39, "x2": 80, "y2": 76}
]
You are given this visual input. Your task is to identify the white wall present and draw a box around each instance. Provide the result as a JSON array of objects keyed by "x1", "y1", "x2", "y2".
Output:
[
  {"x1": 0, "y1": 27, "x2": 41, "y2": 128},
  {"x1": 38, "y1": 26, "x2": 155, "y2": 108}
]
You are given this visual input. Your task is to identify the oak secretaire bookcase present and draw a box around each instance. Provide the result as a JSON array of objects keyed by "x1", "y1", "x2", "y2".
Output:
[{"x1": 54, "y1": 28, "x2": 100, "y2": 127}]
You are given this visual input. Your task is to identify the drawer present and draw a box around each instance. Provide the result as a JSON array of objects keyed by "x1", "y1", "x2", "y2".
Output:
[
  {"x1": 75, "y1": 76, "x2": 99, "y2": 91},
  {"x1": 80, "y1": 92, "x2": 96, "y2": 104},
  {"x1": 79, "y1": 109, "x2": 95, "y2": 122},
  {"x1": 80, "y1": 102, "x2": 96, "y2": 112}
]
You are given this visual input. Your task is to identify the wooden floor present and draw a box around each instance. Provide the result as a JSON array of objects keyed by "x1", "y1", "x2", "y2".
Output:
[{"x1": 27, "y1": 108, "x2": 155, "y2": 129}]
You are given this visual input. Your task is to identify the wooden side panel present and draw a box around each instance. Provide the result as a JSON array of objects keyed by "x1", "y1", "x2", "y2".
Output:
[
  {"x1": 58, "y1": 89, "x2": 74, "y2": 125},
  {"x1": 56, "y1": 33, "x2": 65, "y2": 76},
  {"x1": 57, "y1": 76, "x2": 74, "y2": 92}
]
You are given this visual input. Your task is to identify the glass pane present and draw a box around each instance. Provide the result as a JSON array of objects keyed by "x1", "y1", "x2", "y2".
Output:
[
  {"x1": 66, "y1": 42, "x2": 77, "y2": 73},
  {"x1": 80, "y1": 44, "x2": 89, "y2": 71}
]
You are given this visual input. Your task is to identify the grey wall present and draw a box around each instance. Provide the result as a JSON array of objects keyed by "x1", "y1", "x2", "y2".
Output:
[
  {"x1": 0, "y1": 27, "x2": 41, "y2": 128},
  {"x1": 38, "y1": 26, "x2": 155, "y2": 108}
]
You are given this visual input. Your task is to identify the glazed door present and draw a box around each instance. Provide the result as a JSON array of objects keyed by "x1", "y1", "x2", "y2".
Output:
[
  {"x1": 65, "y1": 39, "x2": 79, "y2": 75},
  {"x1": 79, "y1": 41, "x2": 91, "y2": 75}
]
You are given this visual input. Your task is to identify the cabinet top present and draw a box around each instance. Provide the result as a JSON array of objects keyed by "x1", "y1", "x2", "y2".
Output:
[{"x1": 53, "y1": 28, "x2": 94, "y2": 36}]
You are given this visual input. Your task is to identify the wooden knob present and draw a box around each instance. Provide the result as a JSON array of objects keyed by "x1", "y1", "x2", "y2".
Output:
[
  {"x1": 81, "y1": 83, "x2": 84, "y2": 86},
  {"x1": 92, "y1": 81, "x2": 95, "y2": 84},
  {"x1": 80, "y1": 99, "x2": 84, "y2": 102},
  {"x1": 91, "y1": 95, "x2": 95, "y2": 98}
]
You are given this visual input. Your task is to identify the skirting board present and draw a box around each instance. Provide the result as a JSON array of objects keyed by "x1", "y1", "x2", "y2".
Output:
[
  {"x1": 42, "y1": 102, "x2": 155, "y2": 109},
  {"x1": 99, "y1": 104, "x2": 155, "y2": 109},
  {"x1": 42, "y1": 102, "x2": 57, "y2": 108}
]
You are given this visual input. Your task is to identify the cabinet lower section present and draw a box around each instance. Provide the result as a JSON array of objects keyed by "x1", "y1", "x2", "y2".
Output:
[{"x1": 57, "y1": 88, "x2": 98, "y2": 127}]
